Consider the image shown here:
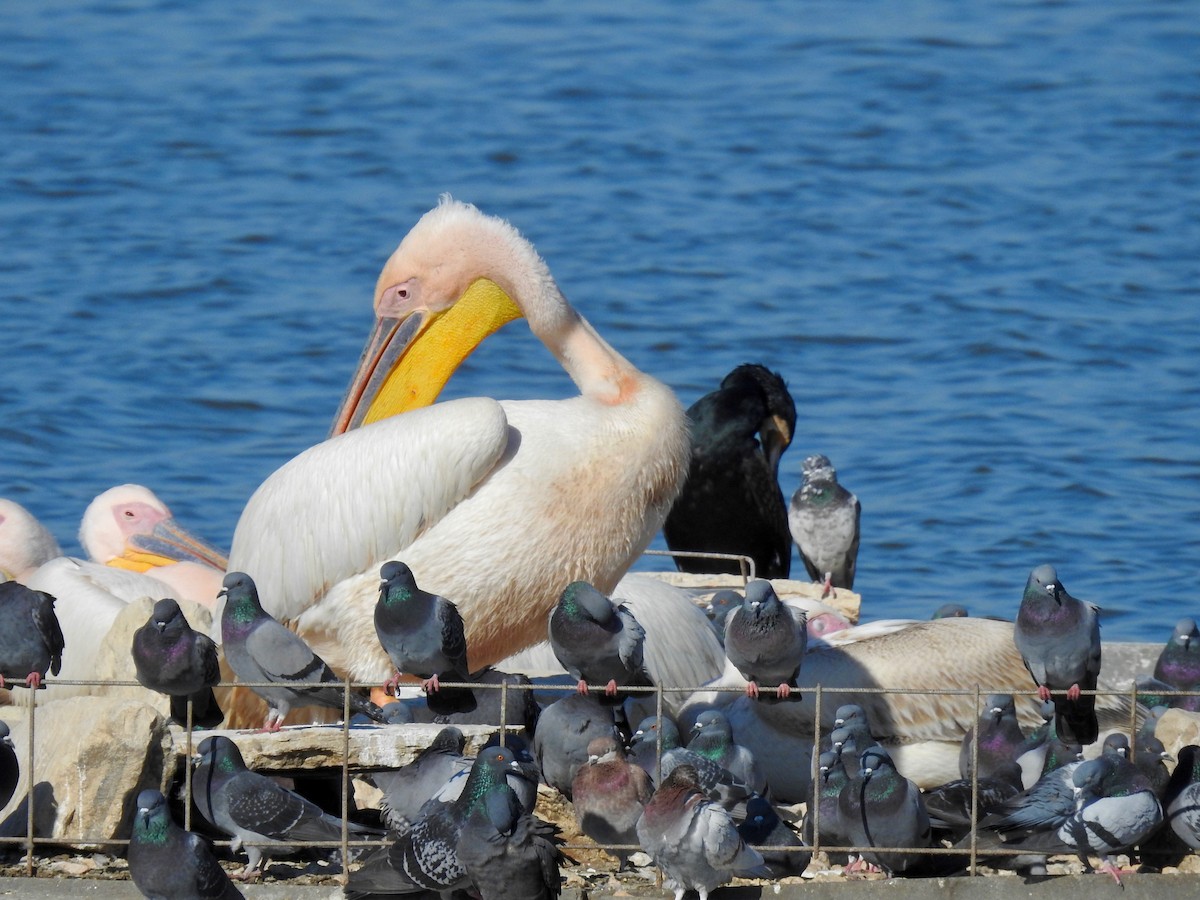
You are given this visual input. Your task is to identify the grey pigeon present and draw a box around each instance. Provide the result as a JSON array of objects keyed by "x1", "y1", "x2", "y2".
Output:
[
  {"x1": 0, "y1": 581, "x2": 64, "y2": 690},
  {"x1": 822, "y1": 703, "x2": 873, "y2": 754},
  {"x1": 959, "y1": 693, "x2": 1026, "y2": 782},
  {"x1": 737, "y1": 794, "x2": 811, "y2": 879},
  {"x1": 1013, "y1": 564, "x2": 1101, "y2": 745},
  {"x1": 548, "y1": 581, "x2": 650, "y2": 698},
  {"x1": 193, "y1": 734, "x2": 382, "y2": 877},
  {"x1": 802, "y1": 750, "x2": 850, "y2": 862},
  {"x1": 0, "y1": 721, "x2": 18, "y2": 813},
  {"x1": 723, "y1": 579, "x2": 806, "y2": 701},
  {"x1": 932, "y1": 603, "x2": 969, "y2": 619},
  {"x1": 837, "y1": 744, "x2": 932, "y2": 876},
  {"x1": 457, "y1": 782, "x2": 563, "y2": 899},
  {"x1": 1164, "y1": 744, "x2": 1200, "y2": 850},
  {"x1": 687, "y1": 709, "x2": 767, "y2": 795},
  {"x1": 374, "y1": 560, "x2": 470, "y2": 695},
  {"x1": 128, "y1": 788, "x2": 244, "y2": 900},
  {"x1": 371, "y1": 725, "x2": 468, "y2": 831},
  {"x1": 345, "y1": 745, "x2": 532, "y2": 897},
  {"x1": 571, "y1": 735, "x2": 654, "y2": 870},
  {"x1": 788, "y1": 453, "x2": 860, "y2": 596},
  {"x1": 826, "y1": 725, "x2": 868, "y2": 780},
  {"x1": 1152, "y1": 617, "x2": 1200, "y2": 710},
  {"x1": 1134, "y1": 735, "x2": 1173, "y2": 799},
  {"x1": 132, "y1": 597, "x2": 223, "y2": 729},
  {"x1": 636, "y1": 764, "x2": 771, "y2": 900},
  {"x1": 219, "y1": 571, "x2": 385, "y2": 730},
  {"x1": 662, "y1": 363, "x2": 796, "y2": 580},
  {"x1": 533, "y1": 692, "x2": 623, "y2": 797},
  {"x1": 704, "y1": 590, "x2": 743, "y2": 644},
  {"x1": 974, "y1": 753, "x2": 1163, "y2": 885},
  {"x1": 627, "y1": 714, "x2": 683, "y2": 784}
]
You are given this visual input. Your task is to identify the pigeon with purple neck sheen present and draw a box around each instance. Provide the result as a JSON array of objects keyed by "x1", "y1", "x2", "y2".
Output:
[
  {"x1": 0, "y1": 580, "x2": 64, "y2": 691},
  {"x1": 636, "y1": 764, "x2": 771, "y2": 900},
  {"x1": 1013, "y1": 564, "x2": 1101, "y2": 745},
  {"x1": 959, "y1": 693, "x2": 1026, "y2": 783},
  {"x1": 788, "y1": 453, "x2": 860, "y2": 597},
  {"x1": 132, "y1": 597, "x2": 223, "y2": 729},
  {"x1": 219, "y1": 571, "x2": 386, "y2": 730},
  {"x1": 1152, "y1": 617, "x2": 1200, "y2": 710},
  {"x1": 374, "y1": 559, "x2": 471, "y2": 696},
  {"x1": 723, "y1": 579, "x2": 805, "y2": 701},
  {"x1": 128, "y1": 788, "x2": 245, "y2": 900},
  {"x1": 571, "y1": 735, "x2": 653, "y2": 869}
]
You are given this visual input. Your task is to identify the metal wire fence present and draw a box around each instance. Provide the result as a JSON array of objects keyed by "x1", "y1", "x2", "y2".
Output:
[{"x1": 0, "y1": 671, "x2": 1179, "y2": 887}]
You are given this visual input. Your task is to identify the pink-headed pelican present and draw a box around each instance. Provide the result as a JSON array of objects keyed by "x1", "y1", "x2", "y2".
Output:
[{"x1": 226, "y1": 197, "x2": 690, "y2": 683}]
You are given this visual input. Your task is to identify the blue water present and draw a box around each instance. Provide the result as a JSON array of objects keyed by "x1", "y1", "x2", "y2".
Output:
[{"x1": 2, "y1": 2, "x2": 1197, "y2": 640}]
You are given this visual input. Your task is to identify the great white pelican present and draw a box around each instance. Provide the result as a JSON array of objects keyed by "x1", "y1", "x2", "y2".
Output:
[{"x1": 226, "y1": 197, "x2": 690, "y2": 682}]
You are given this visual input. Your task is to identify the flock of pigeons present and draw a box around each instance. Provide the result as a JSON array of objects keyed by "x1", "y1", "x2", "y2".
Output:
[{"x1": 2, "y1": 363, "x2": 1200, "y2": 900}]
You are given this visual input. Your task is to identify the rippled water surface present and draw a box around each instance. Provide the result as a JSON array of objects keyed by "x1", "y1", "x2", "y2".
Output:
[{"x1": 2, "y1": 1, "x2": 1197, "y2": 639}]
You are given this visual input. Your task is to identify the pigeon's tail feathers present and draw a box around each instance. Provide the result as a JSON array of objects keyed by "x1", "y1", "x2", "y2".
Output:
[
  {"x1": 169, "y1": 688, "x2": 226, "y2": 730},
  {"x1": 1056, "y1": 696, "x2": 1099, "y2": 746}
]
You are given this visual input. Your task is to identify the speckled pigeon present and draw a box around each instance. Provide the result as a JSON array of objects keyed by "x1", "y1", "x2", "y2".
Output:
[
  {"x1": 193, "y1": 734, "x2": 382, "y2": 877},
  {"x1": 128, "y1": 788, "x2": 244, "y2": 900},
  {"x1": 788, "y1": 453, "x2": 860, "y2": 596},
  {"x1": 636, "y1": 764, "x2": 771, "y2": 900},
  {"x1": 723, "y1": 579, "x2": 805, "y2": 701},
  {"x1": 219, "y1": 571, "x2": 385, "y2": 730},
  {"x1": 345, "y1": 745, "x2": 533, "y2": 898},
  {"x1": 1013, "y1": 564, "x2": 1101, "y2": 745},
  {"x1": 132, "y1": 597, "x2": 223, "y2": 729},
  {"x1": 0, "y1": 580, "x2": 64, "y2": 690},
  {"x1": 374, "y1": 560, "x2": 471, "y2": 695}
]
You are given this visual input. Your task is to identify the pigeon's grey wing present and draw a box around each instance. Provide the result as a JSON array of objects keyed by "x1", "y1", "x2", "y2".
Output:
[
  {"x1": 437, "y1": 598, "x2": 469, "y2": 675},
  {"x1": 696, "y1": 801, "x2": 767, "y2": 874},
  {"x1": 224, "y1": 772, "x2": 335, "y2": 841},
  {"x1": 616, "y1": 605, "x2": 647, "y2": 674},
  {"x1": 244, "y1": 620, "x2": 334, "y2": 684},
  {"x1": 182, "y1": 831, "x2": 242, "y2": 900}
]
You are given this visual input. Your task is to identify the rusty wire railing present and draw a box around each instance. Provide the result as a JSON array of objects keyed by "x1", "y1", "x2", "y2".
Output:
[{"x1": 0, "y1": 672, "x2": 1179, "y2": 886}]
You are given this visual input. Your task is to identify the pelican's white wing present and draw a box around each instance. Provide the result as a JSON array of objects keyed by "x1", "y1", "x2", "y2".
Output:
[{"x1": 228, "y1": 397, "x2": 509, "y2": 622}]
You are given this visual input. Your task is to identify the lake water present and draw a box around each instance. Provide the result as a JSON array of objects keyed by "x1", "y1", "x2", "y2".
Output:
[{"x1": 1, "y1": 1, "x2": 1197, "y2": 640}]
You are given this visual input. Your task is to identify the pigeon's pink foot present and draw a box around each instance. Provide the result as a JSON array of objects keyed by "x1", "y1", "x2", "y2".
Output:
[
  {"x1": 821, "y1": 573, "x2": 835, "y2": 599},
  {"x1": 0, "y1": 675, "x2": 6, "y2": 690},
  {"x1": 604, "y1": 679, "x2": 619, "y2": 697},
  {"x1": 24, "y1": 672, "x2": 42, "y2": 689},
  {"x1": 1037, "y1": 684, "x2": 1052, "y2": 702},
  {"x1": 576, "y1": 679, "x2": 589, "y2": 696},
  {"x1": 745, "y1": 681, "x2": 760, "y2": 700},
  {"x1": 776, "y1": 683, "x2": 791, "y2": 699},
  {"x1": 383, "y1": 671, "x2": 401, "y2": 697},
  {"x1": 257, "y1": 716, "x2": 284, "y2": 734},
  {"x1": 421, "y1": 674, "x2": 441, "y2": 694},
  {"x1": 1098, "y1": 859, "x2": 1125, "y2": 886},
  {"x1": 1067, "y1": 683, "x2": 1082, "y2": 701}
]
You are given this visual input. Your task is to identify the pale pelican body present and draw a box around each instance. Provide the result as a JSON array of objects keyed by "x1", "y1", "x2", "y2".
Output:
[
  {"x1": 228, "y1": 198, "x2": 689, "y2": 681},
  {"x1": 0, "y1": 499, "x2": 62, "y2": 583}
]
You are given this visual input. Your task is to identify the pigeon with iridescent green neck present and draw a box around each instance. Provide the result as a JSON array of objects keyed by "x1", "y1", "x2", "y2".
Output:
[
  {"x1": 548, "y1": 581, "x2": 650, "y2": 698},
  {"x1": 837, "y1": 744, "x2": 931, "y2": 876},
  {"x1": 374, "y1": 559, "x2": 471, "y2": 696},
  {"x1": 788, "y1": 453, "x2": 860, "y2": 597},
  {"x1": 219, "y1": 571, "x2": 385, "y2": 730},
  {"x1": 1013, "y1": 564, "x2": 1101, "y2": 745},
  {"x1": 128, "y1": 788, "x2": 244, "y2": 900}
]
